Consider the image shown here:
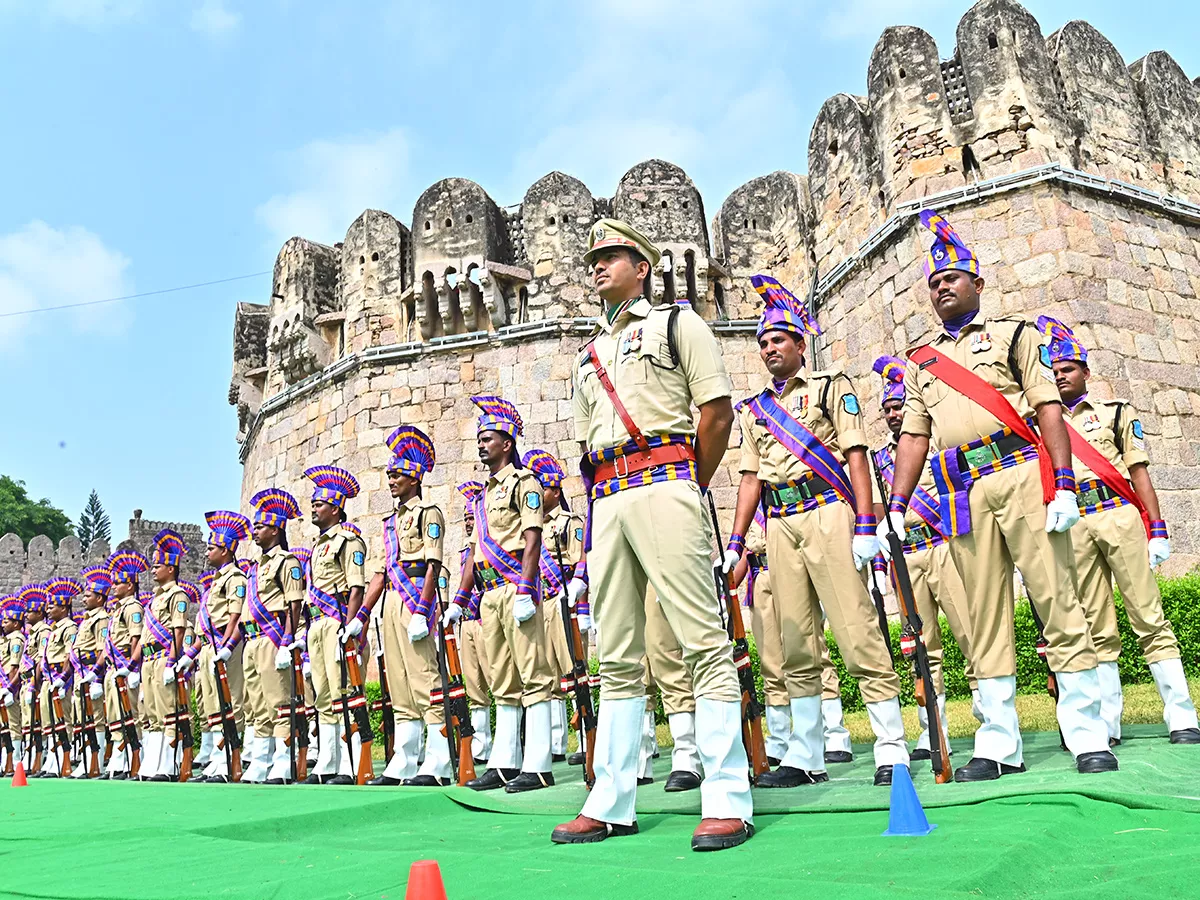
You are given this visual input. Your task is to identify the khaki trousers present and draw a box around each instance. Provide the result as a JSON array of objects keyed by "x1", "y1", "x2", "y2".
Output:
[
  {"x1": 1073, "y1": 503, "x2": 1181, "y2": 665},
  {"x1": 244, "y1": 635, "x2": 292, "y2": 739},
  {"x1": 905, "y1": 542, "x2": 974, "y2": 694},
  {"x1": 197, "y1": 643, "x2": 245, "y2": 731},
  {"x1": 947, "y1": 462, "x2": 1098, "y2": 678},
  {"x1": 767, "y1": 503, "x2": 900, "y2": 704},
  {"x1": 543, "y1": 595, "x2": 576, "y2": 697},
  {"x1": 644, "y1": 586, "x2": 696, "y2": 715},
  {"x1": 818, "y1": 634, "x2": 841, "y2": 702},
  {"x1": 307, "y1": 616, "x2": 346, "y2": 725},
  {"x1": 589, "y1": 480, "x2": 739, "y2": 702},
  {"x1": 5, "y1": 687, "x2": 22, "y2": 741},
  {"x1": 103, "y1": 668, "x2": 128, "y2": 730},
  {"x1": 460, "y1": 618, "x2": 492, "y2": 709},
  {"x1": 747, "y1": 569, "x2": 787, "y2": 706},
  {"x1": 380, "y1": 594, "x2": 441, "y2": 725},
  {"x1": 141, "y1": 657, "x2": 176, "y2": 739},
  {"x1": 480, "y1": 583, "x2": 554, "y2": 706}
]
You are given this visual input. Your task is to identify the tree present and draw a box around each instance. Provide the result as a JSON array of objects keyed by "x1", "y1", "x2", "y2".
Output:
[
  {"x1": 0, "y1": 475, "x2": 73, "y2": 545},
  {"x1": 77, "y1": 489, "x2": 112, "y2": 552}
]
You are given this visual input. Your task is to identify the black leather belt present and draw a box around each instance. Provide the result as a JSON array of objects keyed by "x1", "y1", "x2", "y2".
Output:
[{"x1": 767, "y1": 475, "x2": 836, "y2": 507}]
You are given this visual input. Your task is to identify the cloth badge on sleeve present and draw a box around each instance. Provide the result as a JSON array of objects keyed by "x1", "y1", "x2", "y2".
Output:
[
  {"x1": 526, "y1": 492, "x2": 541, "y2": 510},
  {"x1": 132, "y1": 612, "x2": 142, "y2": 624},
  {"x1": 428, "y1": 522, "x2": 441, "y2": 539},
  {"x1": 842, "y1": 394, "x2": 860, "y2": 416},
  {"x1": 176, "y1": 599, "x2": 188, "y2": 613},
  {"x1": 353, "y1": 551, "x2": 365, "y2": 566},
  {"x1": 438, "y1": 575, "x2": 448, "y2": 590},
  {"x1": 100, "y1": 627, "x2": 108, "y2": 638},
  {"x1": 575, "y1": 527, "x2": 584, "y2": 542},
  {"x1": 291, "y1": 567, "x2": 303, "y2": 580},
  {"x1": 236, "y1": 585, "x2": 246, "y2": 598},
  {"x1": 1132, "y1": 420, "x2": 1146, "y2": 450},
  {"x1": 1039, "y1": 344, "x2": 1052, "y2": 368},
  {"x1": 185, "y1": 634, "x2": 194, "y2": 646}
]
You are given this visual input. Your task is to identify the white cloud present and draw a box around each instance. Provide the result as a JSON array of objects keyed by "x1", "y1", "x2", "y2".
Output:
[
  {"x1": 189, "y1": 0, "x2": 239, "y2": 38},
  {"x1": 0, "y1": 221, "x2": 133, "y2": 344},
  {"x1": 255, "y1": 128, "x2": 411, "y2": 251}
]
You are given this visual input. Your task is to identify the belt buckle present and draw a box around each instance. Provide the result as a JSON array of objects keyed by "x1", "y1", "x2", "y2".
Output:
[
  {"x1": 777, "y1": 485, "x2": 802, "y2": 505},
  {"x1": 614, "y1": 453, "x2": 629, "y2": 478},
  {"x1": 1079, "y1": 488, "x2": 1101, "y2": 507}
]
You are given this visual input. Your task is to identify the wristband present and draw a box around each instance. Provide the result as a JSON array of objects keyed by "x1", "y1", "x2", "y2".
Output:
[
  {"x1": 574, "y1": 562, "x2": 588, "y2": 584},
  {"x1": 872, "y1": 554, "x2": 888, "y2": 573},
  {"x1": 888, "y1": 493, "x2": 909, "y2": 515},
  {"x1": 726, "y1": 533, "x2": 746, "y2": 557},
  {"x1": 1150, "y1": 519, "x2": 1169, "y2": 539},
  {"x1": 354, "y1": 605, "x2": 370, "y2": 625},
  {"x1": 453, "y1": 588, "x2": 472, "y2": 607},
  {"x1": 854, "y1": 514, "x2": 877, "y2": 536},
  {"x1": 281, "y1": 633, "x2": 294, "y2": 647},
  {"x1": 516, "y1": 577, "x2": 537, "y2": 597},
  {"x1": 1053, "y1": 468, "x2": 1077, "y2": 493}
]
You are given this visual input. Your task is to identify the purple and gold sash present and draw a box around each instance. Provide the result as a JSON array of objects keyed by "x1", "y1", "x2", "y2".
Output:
[
  {"x1": 247, "y1": 563, "x2": 288, "y2": 648},
  {"x1": 383, "y1": 512, "x2": 429, "y2": 620},
  {"x1": 747, "y1": 392, "x2": 855, "y2": 508},
  {"x1": 476, "y1": 486, "x2": 528, "y2": 596},
  {"x1": 874, "y1": 446, "x2": 947, "y2": 537},
  {"x1": 141, "y1": 600, "x2": 174, "y2": 656},
  {"x1": 308, "y1": 583, "x2": 344, "y2": 621}
]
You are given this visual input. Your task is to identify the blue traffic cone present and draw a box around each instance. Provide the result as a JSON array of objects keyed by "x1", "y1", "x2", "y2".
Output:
[{"x1": 882, "y1": 764, "x2": 936, "y2": 836}]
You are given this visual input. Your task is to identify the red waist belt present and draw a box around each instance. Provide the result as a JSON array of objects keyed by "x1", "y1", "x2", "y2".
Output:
[{"x1": 593, "y1": 443, "x2": 696, "y2": 482}]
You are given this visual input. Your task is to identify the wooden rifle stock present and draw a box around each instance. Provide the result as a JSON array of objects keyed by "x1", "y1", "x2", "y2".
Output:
[
  {"x1": 0, "y1": 703, "x2": 12, "y2": 775},
  {"x1": 213, "y1": 657, "x2": 242, "y2": 781},
  {"x1": 552, "y1": 534, "x2": 596, "y2": 789},
  {"x1": 114, "y1": 674, "x2": 141, "y2": 778},
  {"x1": 172, "y1": 675, "x2": 194, "y2": 783},
  {"x1": 372, "y1": 615, "x2": 395, "y2": 762},
  {"x1": 79, "y1": 685, "x2": 101, "y2": 778},
  {"x1": 342, "y1": 636, "x2": 375, "y2": 785},
  {"x1": 50, "y1": 689, "x2": 72, "y2": 777},
  {"x1": 287, "y1": 647, "x2": 309, "y2": 782},
  {"x1": 435, "y1": 609, "x2": 476, "y2": 786}
]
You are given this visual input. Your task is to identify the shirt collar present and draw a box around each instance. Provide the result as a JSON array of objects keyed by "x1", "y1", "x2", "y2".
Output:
[
  {"x1": 1065, "y1": 392, "x2": 1091, "y2": 413},
  {"x1": 597, "y1": 297, "x2": 651, "y2": 334},
  {"x1": 764, "y1": 367, "x2": 807, "y2": 396},
  {"x1": 489, "y1": 463, "x2": 517, "y2": 485}
]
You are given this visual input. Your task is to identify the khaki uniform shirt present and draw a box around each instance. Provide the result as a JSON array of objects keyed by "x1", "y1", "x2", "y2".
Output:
[
  {"x1": 106, "y1": 597, "x2": 143, "y2": 652},
  {"x1": 572, "y1": 300, "x2": 732, "y2": 451},
  {"x1": 149, "y1": 582, "x2": 190, "y2": 648},
  {"x1": 477, "y1": 463, "x2": 544, "y2": 556},
  {"x1": 3, "y1": 630, "x2": 25, "y2": 684},
  {"x1": 901, "y1": 317, "x2": 1059, "y2": 450},
  {"x1": 738, "y1": 369, "x2": 868, "y2": 483},
  {"x1": 1066, "y1": 397, "x2": 1150, "y2": 481},
  {"x1": 73, "y1": 607, "x2": 107, "y2": 655},
  {"x1": 27, "y1": 620, "x2": 49, "y2": 677},
  {"x1": 372, "y1": 496, "x2": 446, "y2": 574},
  {"x1": 312, "y1": 524, "x2": 368, "y2": 597},
  {"x1": 44, "y1": 617, "x2": 78, "y2": 668},
  {"x1": 872, "y1": 434, "x2": 939, "y2": 530},
  {"x1": 544, "y1": 507, "x2": 584, "y2": 583},
  {"x1": 204, "y1": 562, "x2": 248, "y2": 637},
  {"x1": 255, "y1": 545, "x2": 306, "y2": 613}
]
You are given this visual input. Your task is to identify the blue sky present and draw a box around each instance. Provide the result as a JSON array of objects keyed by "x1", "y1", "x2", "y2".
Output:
[{"x1": 0, "y1": 0, "x2": 1195, "y2": 536}]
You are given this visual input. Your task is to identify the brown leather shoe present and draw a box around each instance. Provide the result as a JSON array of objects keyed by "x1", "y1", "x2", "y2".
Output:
[
  {"x1": 550, "y1": 815, "x2": 639, "y2": 845},
  {"x1": 691, "y1": 818, "x2": 753, "y2": 852}
]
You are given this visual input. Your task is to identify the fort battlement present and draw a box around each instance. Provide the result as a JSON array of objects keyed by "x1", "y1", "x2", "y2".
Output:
[{"x1": 231, "y1": 0, "x2": 1200, "y2": 572}]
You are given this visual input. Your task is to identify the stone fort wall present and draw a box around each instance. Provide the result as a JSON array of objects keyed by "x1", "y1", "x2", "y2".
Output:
[{"x1": 231, "y1": 0, "x2": 1200, "y2": 574}]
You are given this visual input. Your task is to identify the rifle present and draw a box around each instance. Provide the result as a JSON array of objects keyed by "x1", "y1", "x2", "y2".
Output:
[
  {"x1": 78, "y1": 683, "x2": 101, "y2": 778},
  {"x1": 432, "y1": 602, "x2": 475, "y2": 786},
  {"x1": 27, "y1": 678, "x2": 43, "y2": 774},
  {"x1": 340, "y1": 635, "x2": 375, "y2": 784},
  {"x1": 170, "y1": 672, "x2": 195, "y2": 783},
  {"x1": 371, "y1": 612, "x2": 395, "y2": 763},
  {"x1": 1026, "y1": 600, "x2": 1067, "y2": 750},
  {"x1": 867, "y1": 566, "x2": 896, "y2": 667},
  {"x1": 552, "y1": 533, "x2": 596, "y2": 789},
  {"x1": 706, "y1": 493, "x2": 770, "y2": 781},
  {"x1": 873, "y1": 463, "x2": 953, "y2": 784},
  {"x1": 287, "y1": 645, "x2": 309, "y2": 782},
  {"x1": 49, "y1": 686, "x2": 72, "y2": 777},
  {"x1": 213, "y1": 656, "x2": 242, "y2": 781},
  {"x1": 114, "y1": 672, "x2": 142, "y2": 778}
]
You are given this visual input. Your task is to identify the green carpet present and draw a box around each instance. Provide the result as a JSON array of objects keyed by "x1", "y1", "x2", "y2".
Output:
[{"x1": 2, "y1": 726, "x2": 1198, "y2": 900}]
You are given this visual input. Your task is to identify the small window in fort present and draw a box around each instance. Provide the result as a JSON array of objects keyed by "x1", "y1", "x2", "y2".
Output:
[
  {"x1": 752, "y1": 218, "x2": 758, "y2": 229},
  {"x1": 547, "y1": 216, "x2": 556, "y2": 226},
  {"x1": 661, "y1": 200, "x2": 668, "y2": 209},
  {"x1": 828, "y1": 139, "x2": 839, "y2": 156},
  {"x1": 988, "y1": 32, "x2": 998, "y2": 50},
  {"x1": 683, "y1": 200, "x2": 689, "y2": 209},
  {"x1": 371, "y1": 252, "x2": 379, "y2": 262},
  {"x1": 359, "y1": 255, "x2": 365, "y2": 265},
  {"x1": 465, "y1": 215, "x2": 473, "y2": 224},
  {"x1": 899, "y1": 68, "x2": 906, "y2": 79},
  {"x1": 640, "y1": 201, "x2": 647, "y2": 210},
  {"x1": 743, "y1": 218, "x2": 749, "y2": 228},
  {"x1": 445, "y1": 217, "x2": 453, "y2": 227},
  {"x1": 424, "y1": 221, "x2": 431, "y2": 231}
]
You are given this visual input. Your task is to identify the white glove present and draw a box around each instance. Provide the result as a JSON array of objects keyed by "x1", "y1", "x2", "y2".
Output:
[
  {"x1": 176, "y1": 657, "x2": 194, "y2": 676},
  {"x1": 289, "y1": 634, "x2": 306, "y2": 652},
  {"x1": 720, "y1": 549, "x2": 741, "y2": 575},
  {"x1": 577, "y1": 613, "x2": 592, "y2": 632},
  {"x1": 275, "y1": 647, "x2": 291, "y2": 670},
  {"x1": 342, "y1": 617, "x2": 364, "y2": 641},
  {"x1": 301, "y1": 660, "x2": 312, "y2": 679},
  {"x1": 1148, "y1": 537, "x2": 1171, "y2": 569},
  {"x1": 1044, "y1": 490, "x2": 1080, "y2": 533},
  {"x1": 875, "y1": 512, "x2": 907, "y2": 560},
  {"x1": 127, "y1": 671, "x2": 141, "y2": 690},
  {"x1": 88, "y1": 683, "x2": 104, "y2": 701},
  {"x1": 870, "y1": 567, "x2": 890, "y2": 597},
  {"x1": 567, "y1": 577, "x2": 588, "y2": 608},
  {"x1": 513, "y1": 594, "x2": 536, "y2": 624},
  {"x1": 163, "y1": 666, "x2": 176, "y2": 685},
  {"x1": 51, "y1": 678, "x2": 65, "y2": 693},
  {"x1": 442, "y1": 602, "x2": 463, "y2": 627},
  {"x1": 852, "y1": 535, "x2": 881, "y2": 571},
  {"x1": 82, "y1": 670, "x2": 97, "y2": 684},
  {"x1": 407, "y1": 615, "x2": 430, "y2": 642},
  {"x1": 55, "y1": 686, "x2": 67, "y2": 700},
  {"x1": 0, "y1": 691, "x2": 12, "y2": 707},
  {"x1": 116, "y1": 667, "x2": 130, "y2": 679},
  {"x1": 215, "y1": 645, "x2": 232, "y2": 663}
]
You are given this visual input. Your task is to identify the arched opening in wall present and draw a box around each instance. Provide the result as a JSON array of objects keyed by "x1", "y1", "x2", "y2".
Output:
[
  {"x1": 444, "y1": 266, "x2": 465, "y2": 335},
  {"x1": 465, "y1": 215, "x2": 473, "y2": 224},
  {"x1": 445, "y1": 218, "x2": 453, "y2": 228},
  {"x1": 987, "y1": 32, "x2": 998, "y2": 50},
  {"x1": 465, "y1": 263, "x2": 487, "y2": 332},
  {"x1": 684, "y1": 249, "x2": 698, "y2": 308},
  {"x1": 661, "y1": 251, "x2": 677, "y2": 304},
  {"x1": 683, "y1": 200, "x2": 689, "y2": 209},
  {"x1": 401, "y1": 293, "x2": 417, "y2": 342},
  {"x1": 421, "y1": 270, "x2": 443, "y2": 339},
  {"x1": 713, "y1": 282, "x2": 728, "y2": 319},
  {"x1": 828, "y1": 139, "x2": 839, "y2": 156},
  {"x1": 743, "y1": 218, "x2": 749, "y2": 228},
  {"x1": 371, "y1": 251, "x2": 379, "y2": 262},
  {"x1": 898, "y1": 67, "x2": 906, "y2": 79},
  {"x1": 547, "y1": 216, "x2": 556, "y2": 226},
  {"x1": 661, "y1": 200, "x2": 668, "y2": 209},
  {"x1": 961, "y1": 144, "x2": 982, "y2": 182},
  {"x1": 424, "y1": 221, "x2": 431, "y2": 231},
  {"x1": 517, "y1": 287, "x2": 529, "y2": 324},
  {"x1": 359, "y1": 255, "x2": 365, "y2": 265},
  {"x1": 752, "y1": 218, "x2": 758, "y2": 229}
]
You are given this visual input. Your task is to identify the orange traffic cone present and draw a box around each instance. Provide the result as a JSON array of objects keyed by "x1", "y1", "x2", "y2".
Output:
[
  {"x1": 11, "y1": 762, "x2": 28, "y2": 787},
  {"x1": 404, "y1": 860, "x2": 447, "y2": 900}
]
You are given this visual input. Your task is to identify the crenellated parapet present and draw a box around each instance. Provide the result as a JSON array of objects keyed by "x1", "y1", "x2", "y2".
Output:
[{"x1": 0, "y1": 533, "x2": 112, "y2": 594}]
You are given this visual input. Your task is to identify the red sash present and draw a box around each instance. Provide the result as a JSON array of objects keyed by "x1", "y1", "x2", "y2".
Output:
[
  {"x1": 908, "y1": 344, "x2": 1054, "y2": 504},
  {"x1": 1065, "y1": 423, "x2": 1152, "y2": 538},
  {"x1": 587, "y1": 343, "x2": 650, "y2": 452}
]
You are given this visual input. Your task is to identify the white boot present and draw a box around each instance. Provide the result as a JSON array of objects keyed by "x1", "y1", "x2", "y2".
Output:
[
  {"x1": 915, "y1": 693, "x2": 951, "y2": 754},
  {"x1": 138, "y1": 732, "x2": 160, "y2": 780},
  {"x1": 522, "y1": 700, "x2": 553, "y2": 774},
  {"x1": 695, "y1": 697, "x2": 753, "y2": 824},
  {"x1": 866, "y1": 698, "x2": 909, "y2": 767},
  {"x1": 1095, "y1": 661, "x2": 1123, "y2": 742},
  {"x1": 1055, "y1": 668, "x2": 1110, "y2": 757},
  {"x1": 970, "y1": 688, "x2": 985, "y2": 724},
  {"x1": 581, "y1": 696, "x2": 644, "y2": 825},
  {"x1": 637, "y1": 699, "x2": 656, "y2": 781},
  {"x1": 470, "y1": 706, "x2": 492, "y2": 761},
  {"x1": 668, "y1": 711, "x2": 700, "y2": 775},
  {"x1": 822, "y1": 698, "x2": 852, "y2": 756},
  {"x1": 781, "y1": 695, "x2": 824, "y2": 772},
  {"x1": 972, "y1": 676, "x2": 1022, "y2": 766},
  {"x1": 380, "y1": 719, "x2": 423, "y2": 781},
  {"x1": 1149, "y1": 658, "x2": 1200, "y2": 734},
  {"x1": 159, "y1": 732, "x2": 179, "y2": 778},
  {"x1": 256, "y1": 737, "x2": 277, "y2": 781},
  {"x1": 550, "y1": 698, "x2": 568, "y2": 756},
  {"x1": 310, "y1": 722, "x2": 338, "y2": 778},
  {"x1": 236, "y1": 727, "x2": 258, "y2": 781},
  {"x1": 266, "y1": 736, "x2": 297, "y2": 782},
  {"x1": 765, "y1": 704, "x2": 791, "y2": 761},
  {"x1": 417, "y1": 722, "x2": 454, "y2": 782},
  {"x1": 203, "y1": 731, "x2": 224, "y2": 777},
  {"x1": 193, "y1": 730, "x2": 215, "y2": 768},
  {"x1": 488, "y1": 704, "x2": 522, "y2": 771},
  {"x1": 107, "y1": 739, "x2": 128, "y2": 777},
  {"x1": 10, "y1": 740, "x2": 22, "y2": 773},
  {"x1": 338, "y1": 728, "x2": 364, "y2": 779}
]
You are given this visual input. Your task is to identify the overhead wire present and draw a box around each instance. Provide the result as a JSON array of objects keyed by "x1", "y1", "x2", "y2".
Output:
[{"x1": 0, "y1": 271, "x2": 272, "y2": 319}]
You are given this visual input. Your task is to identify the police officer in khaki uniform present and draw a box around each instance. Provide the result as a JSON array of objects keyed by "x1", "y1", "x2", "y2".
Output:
[
  {"x1": 70, "y1": 566, "x2": 112, "y2": 778},
  {"x1": 139, "y1": 529, "x2": 192, "y2": 781},
  {"x1": 1041, "y1": 317, "x2": 1200, "y2": 744},
  {"x1": 882, "y1": 210, "x2": 1115, "y2": 780},
  {"x1": 453, "y1": 481, "x2": 493, "y2": 764},
  {"x1": 871, "y1": 355, "x2": 973, "y2": 760},
  {"x1": 726, "y1": 274, "x2": 905, "y2": 788},
  {"x1": 553, "y1": 219, "x2": 752, "y2": 852},
  {"x1": 102, "y1": 550, "x2": 148, "y2": 779},
  {"x1": 452, "y1": 398, "x2": 556, "y2": 793},
  {"x1": 300, "y1": 466, "x2": 368, "y2": 785},
  {"x1": 38, "y1": 578, "x2": 81, "y2": 777},
  {"x1": 1, "y1": 596, "x2": 27, "y2": 771},
  {"x1": 22, "y1": 586, "x2": 51, "y2": 772},
  {"x1": 348, "y1": 425, "x2": 451, "y2": 786}
]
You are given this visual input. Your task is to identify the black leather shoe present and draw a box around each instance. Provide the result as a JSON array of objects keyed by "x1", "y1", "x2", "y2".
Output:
[
  {"x1": 324, "y1": 774, "x2": 354, "y2": 785},
  {"x1": 567, "y1": 751, "x2": 585, "y2": 766},
  {"x1": 953, "y1": 757, "x2": 1026, "y2": 782},
  {"x1": 111, "y1": 772, "x2": 129, "y2": 781},
  {"x1": 1076, "y1": 750, "x2": 1119, "y2": 774},
  {"x1": 824, "y1": 750, "x2": 854, "y2": 764},
  {"x1": 466, "y1": 768, "x2": 518, "y2": 791},
  {"x1": 910, "y1": 748, "x2": 932, "y2": 761},
  {"x1": 874, "y1": 765, "x2": 894, "y2": 786},
  {"x1": 368, "y1": 775, "x2": 402, "y2": 786},
  {"x1": 767, "y1": 756, "x2": 782, "y2": 767},
  {"x1": 403, "y1": 775, "x2": 451, "y2": 786},
  {"x1": 473, "y1": 757, "x2": 488, "y2": 766},
  {"x1": 1170, "y1": 728, "x2": 1200, "y2": 744},
  {"x1": 187, "y1": 774, "x2": 208, "y2": 783},
  {"x1": 1109, "y1": 737, "x2": 1122, "y2": 747},
  {"x1": 302, "y1": 772, "x2": 322, "y2": 784},
  {"x1": 636, "y1": 776, "x2": 653, "y2": 786},
  {"x1": 504, "y1": 771, "x2": 554, "y2": 793},
  {"x1": 756, "y1": 765, "x2": 827, "y2": 788},
  {"x1": 41, "y1": 772, "x2": 59, "y2": 779},
  {"x1": 552, "y1": 753, "x2": 566, "y2": 763},
  {"x1": 148, "y1": 774, "x2": 171, "y2": 782},
  {"x1": 205, "y1": 775, "x2": 230, "y2": 783},
  {"x1": 664, "y1": 770, "x2": 702, "y2": 792},
  {"x1": 264, "y1": 778, "x2": 291, "y2": 785}
]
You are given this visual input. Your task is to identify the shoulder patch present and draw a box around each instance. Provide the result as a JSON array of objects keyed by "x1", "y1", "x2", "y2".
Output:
[
  {"x1": 184, "y1": 634, "x2": 194, "y2": 646},
  {"x1": 526, "y1": 491, "x2": 541, "y2": 510},
  {"x1": 575, "y1": 527, "x2": 584, "y2": 542},
  {"x1": 1132, "y1": 420, "x2": 1144, "y2": 438},
  {"x1": 438, "y1": 575, "x2": 448, "y2": 590},
  {"x1": 176, "y1": 599, "x2": 188, "y2": 613},
  {"x1": 842, "y1": 393, "x2": 860, "y2": 416},
  {"x1": 290, "y1": 566, "x2": 303, "y2": 581},
  {"x1": 1039, "y1": 344, "x2": 1052, "y2": 368},
  {"x1": 132, "y1": 612, "x2": 142, "y2": 624},
  {"x1": 235, "y1": 585, "x2": 246, "y2": 599},
  {"x1": 352, "y1": 551, "x2": 365, "y2": 566},
  {"x1": 427, "y1": 522, "x2": 442, "y2": 539},
  {"x1": 101, "y1": 627, "x2": 108, "y2": 638}
]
